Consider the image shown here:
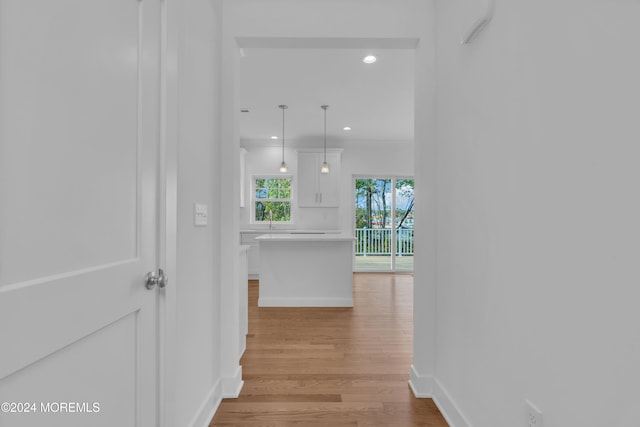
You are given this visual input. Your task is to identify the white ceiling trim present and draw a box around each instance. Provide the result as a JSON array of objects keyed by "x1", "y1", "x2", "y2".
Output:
[
  {"x1": 235, "y1": 36, "x2": 419, "y2": 50},
  {"x1": 240, "y1": 138, "x2": 414, "y2": 149}
]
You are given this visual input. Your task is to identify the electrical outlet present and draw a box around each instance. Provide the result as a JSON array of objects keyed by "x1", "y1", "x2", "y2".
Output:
[{"x1": 525, "y1": 400, "x2": 543, "y2": 427}]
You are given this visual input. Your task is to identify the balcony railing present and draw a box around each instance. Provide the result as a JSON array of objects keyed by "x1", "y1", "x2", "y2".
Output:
[{"x1": 355, "y1": 228, "x2": 414, "y2": 256}]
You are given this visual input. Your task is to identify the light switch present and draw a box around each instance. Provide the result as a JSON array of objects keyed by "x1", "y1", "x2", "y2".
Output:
[{"x1": 194, "y1": 203, "x2": 208, "y2": 226}]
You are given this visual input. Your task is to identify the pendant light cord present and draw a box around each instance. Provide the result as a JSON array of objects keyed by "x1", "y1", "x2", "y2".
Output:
[
  {"x1": 321, "y1": 105, "x2": 329, "y2": 163},
  {"x1": 279, "y1": 105, "x2": 287, "y2": 165},
  {"x1": 323, "y1": 107, "x2": 327, "y2": 162}
]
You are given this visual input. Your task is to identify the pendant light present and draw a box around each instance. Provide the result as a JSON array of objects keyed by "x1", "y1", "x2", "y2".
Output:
[
  {"x1": 278, "y1": 104, "x2": 288, "y2": 173},
  {"x1": 320, "y1": 105, "x2": 330, "y2": 174}
]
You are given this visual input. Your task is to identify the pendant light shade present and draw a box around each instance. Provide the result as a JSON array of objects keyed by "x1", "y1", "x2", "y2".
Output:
[
  {"x1": 278, "y1": 105, "x2": 288, "y2": 173},
  {"x1": 320, "y1": 105, "x2": 330, "y2": 174}
]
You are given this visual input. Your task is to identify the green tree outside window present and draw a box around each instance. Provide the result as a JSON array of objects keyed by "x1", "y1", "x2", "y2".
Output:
[{"x1": 254, "y1": 177, "x2": 292, "y2": 222}]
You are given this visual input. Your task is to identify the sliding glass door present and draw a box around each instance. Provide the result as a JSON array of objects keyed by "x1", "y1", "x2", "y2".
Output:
[{"x1": 354, "y1": 177, "x2": 414, "y2": 272}]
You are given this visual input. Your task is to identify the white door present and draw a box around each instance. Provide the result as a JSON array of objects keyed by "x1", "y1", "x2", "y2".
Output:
[{"x1": 0, "y1": 1, "x2": 163, "y2": 426}]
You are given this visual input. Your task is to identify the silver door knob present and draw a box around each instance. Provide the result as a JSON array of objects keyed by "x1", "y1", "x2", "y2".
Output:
[
  {"x1": 157, "y1": 269, "x2": 168, "y2": 289},
  {"x1": 145, "y1": 271, "x2": 158, "y2": 289},
  {"x1": 145, "y1": 269, "x2": 168, "y2": 290}
]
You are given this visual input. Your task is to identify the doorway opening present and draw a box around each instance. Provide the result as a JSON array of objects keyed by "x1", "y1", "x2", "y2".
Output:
[{"x1": 354, "y1": 177, "x2": 414, "y2": 272}]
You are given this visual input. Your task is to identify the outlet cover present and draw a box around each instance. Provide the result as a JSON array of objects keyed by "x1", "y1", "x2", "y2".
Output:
[
  {"x1": 525, "y1": 399, "x2": 543, "y2": 427},
  {"x1": 194, "y1": 203, "x2": 208, "y2": 226}
]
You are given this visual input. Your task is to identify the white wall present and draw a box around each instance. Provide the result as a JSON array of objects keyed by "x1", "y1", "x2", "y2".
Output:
[
  {"x1": 432, "y1": 0, "x2": 640, "y2": 426},
  {"x1": 175, "y1": 1, "x2": 223, "y2": 426},
  {"x1": 239, "y1": 142, "x2": 415, "y2": 232}
]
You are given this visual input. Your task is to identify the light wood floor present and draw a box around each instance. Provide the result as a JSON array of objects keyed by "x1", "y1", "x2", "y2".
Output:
[{"x1": 211, "y1": 273, "x2": 448, "y2": 427}]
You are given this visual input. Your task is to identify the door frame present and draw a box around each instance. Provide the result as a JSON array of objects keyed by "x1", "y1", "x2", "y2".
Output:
[{"x1": 158, "y1": 0, "x2": 179, "y2": 426}]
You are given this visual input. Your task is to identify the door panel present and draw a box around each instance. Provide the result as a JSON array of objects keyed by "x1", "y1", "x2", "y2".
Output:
[
  {"x1": 317, "y1": 152, "x2": 340, "y2": 207},
  {"x1": 0, "y1": 0, "x2": 140, "y2": 285},
  {"x1": 0, "y1": 313, "x2": 137, "y2": 426},
  {"x1": 0, "y1": 0, "x2": 161, "y2": 426},
  {"x1": 297, "y1": 152, "x2": 318, "y2": 207}
]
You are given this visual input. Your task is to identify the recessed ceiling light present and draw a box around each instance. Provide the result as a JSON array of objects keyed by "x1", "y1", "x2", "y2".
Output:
[
  {"x1": 270, "y1": 136, "x2": 278, "y2": 140},
  {"x1": 343, "y1": 126, "x2": 352, "y2": 131},
  {"x1": 363, "y1": 55, "x2": 377, "y2": 64}
]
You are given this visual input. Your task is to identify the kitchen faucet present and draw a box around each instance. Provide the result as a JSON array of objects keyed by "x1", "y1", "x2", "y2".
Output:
[{"x1": 268, "y1": 210, "x2": 273, "y2": 230}]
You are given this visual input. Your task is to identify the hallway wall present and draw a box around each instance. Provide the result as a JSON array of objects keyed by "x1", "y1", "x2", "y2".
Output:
[
  {"x1": 432, "y1": 0, "x2": 640, "y2": 425},
  {"x1": 175, "y1": 1, "x2": 223, "y2": 426}
]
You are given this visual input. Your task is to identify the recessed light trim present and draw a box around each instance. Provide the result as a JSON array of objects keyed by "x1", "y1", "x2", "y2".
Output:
[
  {"x1": 270, "y1": 136, "x2": 278, "y2": 140},
  {"x1": 343, "y1": 126, "x2": 352, "y2": 131},
  {"x1": 363, "y1": 55, "x2": 377, "y2": 64}
]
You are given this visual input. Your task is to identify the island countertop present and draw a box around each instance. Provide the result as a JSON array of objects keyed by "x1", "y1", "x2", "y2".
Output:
[{"x1": 255, "y1": 233, "x2": 355, "y2": 242}]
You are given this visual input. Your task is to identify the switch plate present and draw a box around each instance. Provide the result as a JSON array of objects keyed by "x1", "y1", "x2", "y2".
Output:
[
  {"x1": 525, "y1": 400, "x2": 543, "y2": 427},
  {"x1": 194, "y1": 203, "x2": 208, "y2": 226}
]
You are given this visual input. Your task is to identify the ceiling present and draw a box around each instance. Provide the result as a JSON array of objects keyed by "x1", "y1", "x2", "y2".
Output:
[{"x1": 238, "y1": 47, "x2": 415, "y2": 147}]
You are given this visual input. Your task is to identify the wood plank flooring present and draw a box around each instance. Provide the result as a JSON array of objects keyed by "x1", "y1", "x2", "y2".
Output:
[{"x1": 210, "y1": 273, "x2": 448, "y2": 427}]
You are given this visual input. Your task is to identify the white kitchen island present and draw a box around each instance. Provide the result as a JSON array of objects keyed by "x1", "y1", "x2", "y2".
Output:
[{"x1": 256, "y1": 233, "x2": 355, "y2": 307}]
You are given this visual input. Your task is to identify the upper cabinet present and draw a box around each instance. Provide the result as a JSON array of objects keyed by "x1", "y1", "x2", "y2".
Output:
[{"x1": 297, "y1": 150, "x2": 341, "y2": 207}]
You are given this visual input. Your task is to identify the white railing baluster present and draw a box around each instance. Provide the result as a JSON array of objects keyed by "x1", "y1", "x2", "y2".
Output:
[{"x1": 355, "y1": 228, "x2": 414, "y2": 257}]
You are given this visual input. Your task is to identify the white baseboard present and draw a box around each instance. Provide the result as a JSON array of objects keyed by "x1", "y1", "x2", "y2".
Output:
[
  {"x1": 240, "y1": 337, "x2": 246, "y2": 358},
  {"x1": 408, "y1": 364, "x2": 434, "y2": 397},
  {"x1": 190, "y1": 380, "x2": 222, "y2": 427},
  {"x1": 192, "y1": 369, "x2": 242, "y2": 427},
  {"x1": 258, "y1": 297, "x2": 353, "y2": 307},
  {"x1": 432, "y1": 378, "x2": 473, "y2": 427},
  {"x1": 408, "y1": 366, "x2": 472, "y2": 427},
  {"x1": 221, "y1": 365, "x2": 244, "y2": 398}
]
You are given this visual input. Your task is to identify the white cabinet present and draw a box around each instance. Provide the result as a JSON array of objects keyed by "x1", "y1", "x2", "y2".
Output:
[
  {"x1": 239, "y1": 245, "x2": 249, "y2": 357},
  {"x1": 240, "y1": 232, "x2": 261, "y2": 279},
  {"x1": 297, "y1": 151, "x2": 341, "y2": 207}
]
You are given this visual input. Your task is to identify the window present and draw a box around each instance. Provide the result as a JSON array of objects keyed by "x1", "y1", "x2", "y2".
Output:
[{"x1": 253, "y1": 177, "x2": 292, "y2": 223}]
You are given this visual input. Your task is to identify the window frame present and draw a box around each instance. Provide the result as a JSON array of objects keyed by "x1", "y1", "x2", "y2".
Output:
[{"x1": 251, "y1": 175, "x2": 294, "y2": 225}]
